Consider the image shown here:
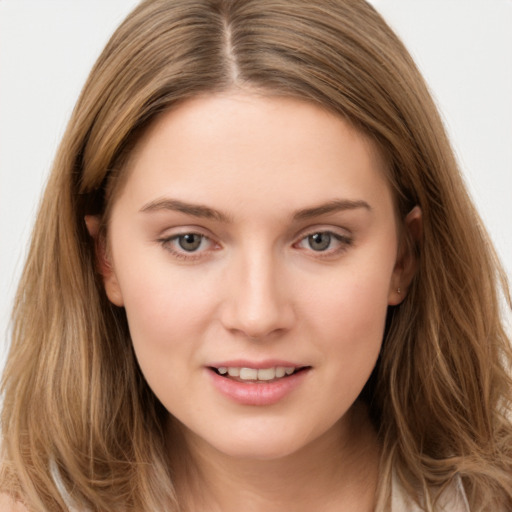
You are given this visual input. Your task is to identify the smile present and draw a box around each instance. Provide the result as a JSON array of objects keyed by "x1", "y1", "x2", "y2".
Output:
[
  {"x1": 213, "y1": 366, "x2": 298, "y2": 381},
  {"x1": 208, "y1": 364, "x2": 311, "y2": 405}
]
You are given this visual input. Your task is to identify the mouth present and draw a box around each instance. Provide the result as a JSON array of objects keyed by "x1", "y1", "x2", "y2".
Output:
[
  {"x1": 207, "y1": 363, "x2": 312, "y2": 405},
  {"x1": 209, "y1": 365, "x2": 310, "y2": 383}
]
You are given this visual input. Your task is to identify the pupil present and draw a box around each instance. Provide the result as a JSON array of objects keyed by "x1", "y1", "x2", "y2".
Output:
[
  {"x1": 309, "y1": 233, "x2": 331, "y2": 251},
  {"x1": 179, "y1": 234, "x2": 202, "y2": 251}
]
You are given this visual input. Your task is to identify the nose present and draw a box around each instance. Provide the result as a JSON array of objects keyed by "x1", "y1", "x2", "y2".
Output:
[{"x1": 220, "y1": 249, "x2": 295, "y2": 340}]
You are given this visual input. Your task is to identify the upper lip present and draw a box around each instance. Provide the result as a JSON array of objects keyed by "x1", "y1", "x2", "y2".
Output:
[{"x1": 207, "y1": 359, "x2": 306, "y2": 369}]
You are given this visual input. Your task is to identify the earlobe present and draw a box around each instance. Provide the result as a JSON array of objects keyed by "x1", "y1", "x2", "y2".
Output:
[
  {"x1": 84, "y1": 215, "x2": 124, "y2": 307},
  {"x1": 388, "y1": 206, "x2": 422, "y2": 305}
]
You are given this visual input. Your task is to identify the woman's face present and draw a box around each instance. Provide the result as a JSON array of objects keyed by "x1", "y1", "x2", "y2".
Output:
[{"x1": 103, "y1": 92, "x2": 408, "y2": 460}]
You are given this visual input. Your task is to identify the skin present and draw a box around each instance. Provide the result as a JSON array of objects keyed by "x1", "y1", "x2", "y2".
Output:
[{"x1": 91, "y1": 92, "x2": 420, "y2": 511}]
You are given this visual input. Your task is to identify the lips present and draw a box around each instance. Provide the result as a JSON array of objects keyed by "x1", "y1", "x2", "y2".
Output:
[{"x1": 207, "y1": 361, "x2": 311, "y2": 405}]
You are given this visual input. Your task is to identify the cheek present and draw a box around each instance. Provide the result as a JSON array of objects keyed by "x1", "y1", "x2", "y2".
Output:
[
  {"x1": 315, "y1": 280, "x2": 389, "y2": 409},
  {"x1": 114, "y1": 261, "x2": 217, "y2": 371},
  {"x1": 325, "y1": 289, "x2": 387, "y2": 373},
  {"x1": 308, "y1": 264, "x2": 391, "y2": 334},
  {"x1": 302, "y1": 250, "x2": 395, "y2": 384},
  {"x1": 117, "y1": 270, "x2": 221, "y2": 415},
  {"x1": 346, "y1": 274, "x2": 391, "y2": 337}
]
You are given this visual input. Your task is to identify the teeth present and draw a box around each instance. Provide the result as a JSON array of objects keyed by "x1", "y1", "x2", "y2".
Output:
[
  {"x1": 240, "y1": 368, "x2": 258, "y2": 380},
  {"x1": 227, "y1": 367, "x2": 240, "y2": 377},
  {"x1": 216, "y1": 366, "x2": 297, "y2": 381},
  {"x1": 275, "y1": 367, "x2": 286, "y2": 378},
  {"x1": 257, "y1": 368, "x2": 275, "y2": 381}
]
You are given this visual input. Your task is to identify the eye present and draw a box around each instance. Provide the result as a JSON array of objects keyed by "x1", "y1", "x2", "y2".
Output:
[
  {"x1": 306, "y1": 232, "x2": 332, "y2": 251},
  {"x1": 158, "y1": 231, "x2": 218, "y2": 260},
  {"x1": 176, "y1": 233, "x2": 203, "y2": 252},
  {"x1": 295, "y1": 230, "x2": 352, "y2": 255}
]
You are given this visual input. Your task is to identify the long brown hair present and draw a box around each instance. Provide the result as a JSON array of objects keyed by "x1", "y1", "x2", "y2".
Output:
[{"x1": 2, "y1": 1, "x2": 511, "y2": 510}]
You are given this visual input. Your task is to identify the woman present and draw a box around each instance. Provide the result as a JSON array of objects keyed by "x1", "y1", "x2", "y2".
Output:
[{"x1": 1, "y1": 0, "x2": 511, "y2": 510}]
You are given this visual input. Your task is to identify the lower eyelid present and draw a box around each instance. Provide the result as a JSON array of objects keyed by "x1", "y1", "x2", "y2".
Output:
[{"x1": 293, "y1": 233, "x2": 353, "y2": 258}]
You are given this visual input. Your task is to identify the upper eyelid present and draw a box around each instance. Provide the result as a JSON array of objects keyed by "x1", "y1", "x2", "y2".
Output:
[
  {"x1": 293, "y1": 225, "x2": 352, "y2": 241},
  {"x1": 157, "y1": 225, "x2": 217, "y2": 240},
  {"x1": 295, "y1": 231, "x2": 352, "y2": 245},
  {"x1": 161, "y1": 230, "x2": 208, "y2": 239},
  {"x1": 156, "y1": 225, "x2": 353, "y2": 246},
  {"x1": 293, "y1": 227, "x2": 353, "y2": 249},
  {"x1": 160, "y1": 232, "x2": 215, "y2": 247}
]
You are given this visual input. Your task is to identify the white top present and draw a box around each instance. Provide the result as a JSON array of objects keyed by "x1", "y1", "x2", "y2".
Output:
[
  {"x1": 0, "y1": 472, "x2": 474, "y2": 512},
  {"x1": 392, "y1": 474, "x2": 470, "y2": 511}
]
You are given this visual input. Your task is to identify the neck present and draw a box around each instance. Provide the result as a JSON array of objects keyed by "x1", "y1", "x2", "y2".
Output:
[{"x1": 170, "y1": 403, "x2": 381, "y2": 512}]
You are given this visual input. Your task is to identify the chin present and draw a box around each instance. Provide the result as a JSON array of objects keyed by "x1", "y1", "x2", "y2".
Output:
[
  {"x1": 192, "y1": 420, "x2": 336, "y2": 463},
  {"x1": 217, "y1": 439, "x2": 309, "y2": 462}
]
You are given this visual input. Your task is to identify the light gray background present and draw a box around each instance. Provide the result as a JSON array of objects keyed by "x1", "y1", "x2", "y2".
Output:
[{"x1": 1, "y1": 1, "x2": 511, "y2": 370}]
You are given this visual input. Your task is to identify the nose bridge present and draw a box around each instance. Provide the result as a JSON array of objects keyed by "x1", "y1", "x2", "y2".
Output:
[{"x1": 221, "y1": 241, "x2": 293, "y2": 338}]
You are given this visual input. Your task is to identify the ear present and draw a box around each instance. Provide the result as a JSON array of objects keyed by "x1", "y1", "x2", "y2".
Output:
[
  {"x1": 84, "y1": 215, "x2": 124, "y2": 307},
  {"x1": 388, "y1": 206, "x2": 422, "y2": 305}
]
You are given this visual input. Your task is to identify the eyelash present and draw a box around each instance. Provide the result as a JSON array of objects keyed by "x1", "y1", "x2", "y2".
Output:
[
  {"x1": 293, "y1": 230, "x2": 353, "y2": 258},
  {"x1": 158, "y1": 232, "x2": 218, "y2": 261},
  {"x1": 158, "y1": 229, "x2": 353, "y2": 261}
]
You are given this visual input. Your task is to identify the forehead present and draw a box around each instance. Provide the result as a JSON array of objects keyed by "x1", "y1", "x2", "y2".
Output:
[{"x1": 112, "y1": 92, "x2": 393, "y2": 220}]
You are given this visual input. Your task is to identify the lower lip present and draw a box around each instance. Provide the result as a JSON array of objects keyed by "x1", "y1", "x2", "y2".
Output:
[{"x1": 207, "y1": 368, "x2": 310, "y2": 406}]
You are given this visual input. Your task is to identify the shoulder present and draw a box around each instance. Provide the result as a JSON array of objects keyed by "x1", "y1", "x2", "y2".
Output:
[{"x1": 0, "y1": 493, "x2": 29, "y2": 512}]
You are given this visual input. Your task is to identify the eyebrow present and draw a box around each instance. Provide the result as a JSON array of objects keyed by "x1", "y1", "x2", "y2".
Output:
[
  {"x1": 140, "y1": 198, "x2": 232, "y2": 222},
  {"x1": 292, "y1": 199, "x2": 372, "y2": 220},
  {"x1": 139, "y1": 197, "x2": 371, "y2": 222}
]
